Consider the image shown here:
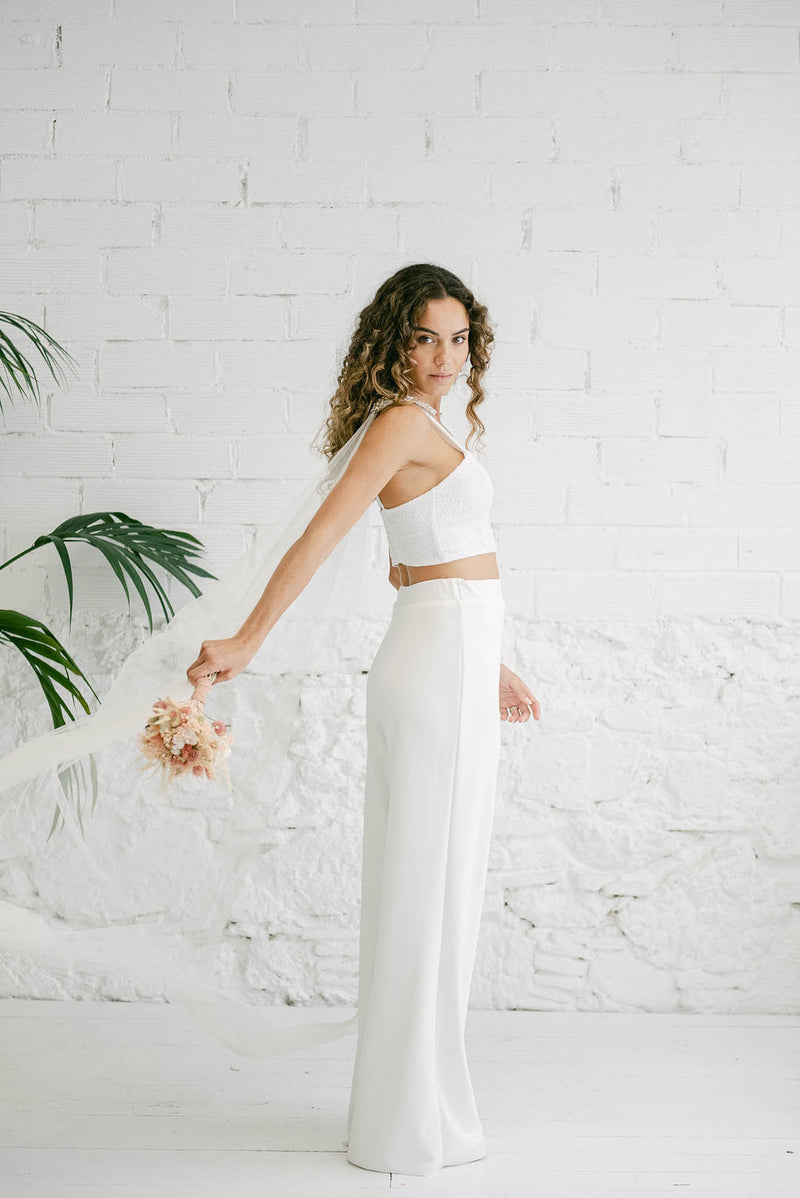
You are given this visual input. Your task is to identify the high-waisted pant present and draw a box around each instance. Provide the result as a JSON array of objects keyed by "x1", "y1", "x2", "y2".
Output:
[{"x1": 345, "y1": 576, "x2": 505, "y2": 1176}]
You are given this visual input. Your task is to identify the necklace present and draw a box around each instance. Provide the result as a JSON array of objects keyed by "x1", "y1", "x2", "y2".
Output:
[
  {"x1": 375, "y1": 394, "x2": 442, "y2": 422},
  {"x1": 407, "y1": 396, "x2": 442, "y2": 422}
]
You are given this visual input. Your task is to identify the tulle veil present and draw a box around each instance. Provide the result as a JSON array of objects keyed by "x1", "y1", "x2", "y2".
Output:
[{"x1": 0, "y1": 397, "x2": 400, "y2": 1057}]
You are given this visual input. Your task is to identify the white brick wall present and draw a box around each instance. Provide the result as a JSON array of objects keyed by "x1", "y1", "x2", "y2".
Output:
[{"x1": 1, "y1": 0, "x2": 799, "y2": 1014}]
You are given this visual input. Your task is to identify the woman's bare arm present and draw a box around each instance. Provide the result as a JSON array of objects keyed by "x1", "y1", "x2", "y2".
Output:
[
  {"x1": 186, "y1": 405, "x2": 424, "y2": 688},
  {"x1": 232, "y1": 405, "x2": 421, "y2": 652}
]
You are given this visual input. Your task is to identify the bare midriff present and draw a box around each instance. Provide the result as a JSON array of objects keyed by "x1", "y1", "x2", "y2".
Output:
[{"x1": 392, "y1": 552, "x2": 499, "y2": 589}]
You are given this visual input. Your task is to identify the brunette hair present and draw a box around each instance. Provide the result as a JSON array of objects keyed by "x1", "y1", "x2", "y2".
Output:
[{"x1": 314, "y1": 263, "x2": 495, "y2": 460}]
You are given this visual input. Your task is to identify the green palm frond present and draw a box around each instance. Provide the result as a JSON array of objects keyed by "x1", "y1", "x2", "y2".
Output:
[
  {"x1": 0, "y1": 311, "x2": 79, "y2": 416},
  {"x1": 0, "y1": 511, "x2": 218, "y2": 634},
  {"x1": 53, "y1": 753, "x2": 99, "y2": 844},
  {"x1": 0, "y1": 610, "x2": 102, "y2": 840},
  {"x1": 1, "y1": 515, "x2": 219, "y2": 840},
  {"x1": 0, "y1": 610, "x2": 100, "y2": 723}
]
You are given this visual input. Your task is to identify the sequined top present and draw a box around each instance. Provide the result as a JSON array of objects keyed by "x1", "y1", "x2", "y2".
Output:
[{"x1": 373, "y1": 397, "x2": 497, "y2": 568}]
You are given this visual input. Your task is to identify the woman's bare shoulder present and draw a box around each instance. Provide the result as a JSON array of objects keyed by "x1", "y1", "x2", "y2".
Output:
[
  {"x1": 369, "y1": 399, "x2": 430, "y2": 436},
  {"x1": 354, "y1": 400, "x2": 428, "y2": 471}
]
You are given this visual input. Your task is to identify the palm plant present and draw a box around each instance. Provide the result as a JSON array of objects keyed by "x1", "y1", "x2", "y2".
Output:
[{"x1": 0, "y1": 311, "x2": 218, "y2": 840}]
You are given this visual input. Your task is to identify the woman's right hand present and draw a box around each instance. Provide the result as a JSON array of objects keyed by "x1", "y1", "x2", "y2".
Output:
[{"x1": 186, "y1": 634, "x2": 258, "y2": 695}]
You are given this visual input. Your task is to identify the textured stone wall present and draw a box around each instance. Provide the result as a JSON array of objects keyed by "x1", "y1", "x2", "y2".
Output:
[{"x1": 1, "y1": 0, "x2": 799, "y2": 1013}]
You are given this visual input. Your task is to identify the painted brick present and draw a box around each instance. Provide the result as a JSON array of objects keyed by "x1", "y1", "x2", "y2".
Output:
[
  {"x1": 591, "y1": 348, "x2": 711, "y2": 394},
  {"x1": 237, "y1": 0, "x2": 353, "y2": 19},
  {"x1": 597, "y1": 0, "x2": 722, "y2": 22},
  {"x1": 110, "y1": 67, "x2": 229, "y2": 112},
  {"x1": 598, "y1": 255, "x2": 716, "y2": 300},
  {"x1": 555, "y1": 25, "x2": 678, "y2": 71},
  {"x1": 491, "y1": 162, "x2": 610, "y2": 208},
  {"x1": 281, "y1": 206, "x2": 398, "y2": 251},
  {"x1": 0, "y1": 434, "x2": 112, "y2": 476},
  {"x1": 356, "y1": 71, "x2": 475, "y2": 115},
  {"x1": 307, "y1": 116, "x2": 424, "y2": 161},
  {"x1": 0, "y1": 67, "x2": 106, "y2": 108},
  {"x1": 402, "y1": 207, "x2": 521, "y2": 253},
  {"x1": 59, "y1": 21, "x2": 178, "y2": 68},
  {"x1": 711, "y1": 349, "x2": 800, "y2": 392},
  {"x1": 435, "y1": 116, "x2": 552, "y2": 161},
  {"x1": 0, "y1": 23, "x2": 56, "y2": 69},
  {"x1": 33, "y1": 201, "x2": 154, "y2": 247},
  {"x1": 308, "y1": 24, "x2": 426, "y2": 70},
  {"x1": 370, "y1": 160, "x2": 489, "y2": 204},
  {"x1": 118, "y1": 158, "x2": 241, "y2": 203},
  {"x1": 684, "y1": 118, "x2": 800, "y2": 164},
  {"x1": 661, "y1": 302, "x2": 780, "y2": 348},
  {"x1": 657, "y1": 572, "x2": 778, "y2": 617},
  {"x1": 537, "y1": 295, "x2": 659, "y2": 346},
  {"x1": 99, "y1": 342, "x2": 215, "y2": 389},
  {"x1": 0, "y1": 248, "x2": 100, "y2": 292},
  {"x1": 116, "y1": 0, "x2": 230, "y2": 22},
  {"x1": 233, "y1": 69, "x2": 354, "y2": 115},
  {"x1": 177, "y1": 115, "x2": 297, "y2": 159},
  {"x1": 533, "y1": 210, "x2": 654, "y2": 253},
  {"x1": 499, "y1": 525, "x2": 616, "y2": 570},
  {"x1": 615, "y1": 165, "x2": 740, "y2": 209},
  {"x1": 82, "y1": 478, "x2": 198, "y2": 524},
  {"x1": 55, "y1": 112, "x2": 174, "y2": 156},
  {"x1": 686, "y1": 484, "x2": 800, "y2": 527},
  {"x1": 50, "y1": 389, "x2": 167, "y2": 432},
  {"x1": 429, "y1": 23, "x2": 555, "y2": 70},
  {"x1": 167, "y1": 391, "x2": 288, "y2": 437},
  {"x1": 168, "y1": 297, "x2": 287, "y2": 341},
  {"x1": 533, "y1": 395, "x2": 656, "y2": 437},
  {"x1": 482, "y1": 69, "x2": 602, "y2": 116},
  {"x1": 1, "y1": 157, "x2": 116, "y2": 201},
  {"x1": 602, "y1": 71, "x2": 723, "y2": 116},
  {"x1": 113, "y1": 434, "x2": 232, "y2": 477},
  {"x1": 740, "y1": 528, "x2": 800, "y2": 571},
  {"x1": 658, "y1": 393, "x2": 780, "y2": 438},
  {"x1": 678, "y1": 26, "x2": 799, "y2": 72},
  {"x1": 657, "y1": 211, "x2": 781, "y2": 256},
  {"x1": 158, "y1": 205, "x2": 280, "y2": 248},
  {"x1": 725, "y1": 74, "x2": 800, "y2": 119},
  {"x1": 567, "y1": 485, "x2": 684, "y2": 526},
  {"x1": 617, "y1": 529, "x2": 737, "y2": 571},
  {"x1": 725, "y1": 438, "x2": 800, "y2": 485},
  {"x1": 0, "y1": 477, "x2": 80, "y2": 524},
  {"x1": 600, "y1": 438, "x2": 721, "y2": 484},
  {"x1": 0, "y1": 111, "x2": 52, "y2": 154},
  {"x1": 45, "y1": 296, "x2": 164, "y2": 340},
  {"x1": 0, "y1": 202, "x2": 29, "y2": 243},
  {"x1": 719, "y1": 257, "x2": 800, "y2": 308},
  {"x1": 557, "y1": 118, "x2": 681, "y2": 164},
  {"x1": 248, "y1": 161, "x2": 364, "y2": 203},
  {"x1": 535, "y1": 570, "x2": 657, "y2": 619},
  {"x1": 107, "y1": 249, "x2": 227, "y2": 297},
  {"x1": 217, "y1": 341, "x2": 337, "y2": 391},
  {"x1": 227, "y1": 252, "x2": 346, "y2": 297},
  {"x1": 482, "y1": 1, "x2": 597, "y2": 21}
]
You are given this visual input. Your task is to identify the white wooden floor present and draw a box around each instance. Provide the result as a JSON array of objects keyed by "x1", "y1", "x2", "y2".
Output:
[{"x1": 0, "y1": 1000, "x2": 797, "y2": 1196}]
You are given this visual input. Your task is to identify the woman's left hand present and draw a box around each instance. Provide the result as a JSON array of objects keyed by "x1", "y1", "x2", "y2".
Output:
[{"x1": 499, "y1": 663, "x2": 540, "y2": 724}]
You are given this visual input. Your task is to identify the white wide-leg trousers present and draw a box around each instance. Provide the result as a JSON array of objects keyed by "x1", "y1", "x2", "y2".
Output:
[{"x1": 346, "y1": 576, "x2": 505, "y2": 1176}]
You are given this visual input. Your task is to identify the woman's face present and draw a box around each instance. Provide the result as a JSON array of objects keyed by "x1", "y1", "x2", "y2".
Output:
[{"x1": 406, "y1": 296, "x2": 471, "y2": 401}]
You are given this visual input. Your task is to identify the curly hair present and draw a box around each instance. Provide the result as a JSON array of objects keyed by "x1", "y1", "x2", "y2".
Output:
[{"x1": 313, "y1": 263, "x2": 495, "y2": 461}]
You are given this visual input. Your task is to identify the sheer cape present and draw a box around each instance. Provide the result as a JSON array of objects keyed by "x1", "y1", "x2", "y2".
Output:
[{"x1": 0, "y1": 398, "x2": 404, "y2": 1057}]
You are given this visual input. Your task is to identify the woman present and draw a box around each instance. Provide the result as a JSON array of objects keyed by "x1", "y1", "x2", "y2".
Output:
[{"x1": 186, "y1": 263, "x2": 541, "y2": 1176}]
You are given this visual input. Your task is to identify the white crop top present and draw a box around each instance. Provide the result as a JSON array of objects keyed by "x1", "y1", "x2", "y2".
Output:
[{"x1": 373, "y1": 397, "x2": 498, "y2": 568}]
